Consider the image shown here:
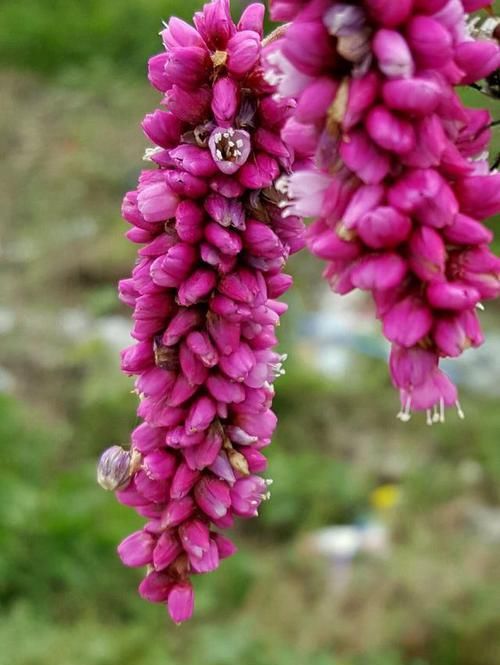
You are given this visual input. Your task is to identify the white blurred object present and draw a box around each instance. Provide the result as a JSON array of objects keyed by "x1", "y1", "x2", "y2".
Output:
[{"x1": 309, "y1": 521, "x2": 389, "y2": 593}]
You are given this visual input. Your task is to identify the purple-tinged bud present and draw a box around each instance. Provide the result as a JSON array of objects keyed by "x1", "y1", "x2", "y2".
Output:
[
  {"x1": 186, "y1": 331, "x2": 219, "y2": 368},
  {"x1": 167, "y1": 582, "x2": 194, "y2": 624},
  {"x1": 282, "y1": 19, "x2": 338, "y2": 77},
  {"x1": 169, "y1": 145, "x2": 219, "y2": 178},
  {"x1": 194, "y1": 0, "x2": 235, "y2": 50},
  {"x1": 209, "y1": 451, "x2": 237, "y2": 484},
  {"x1": 213, "y1": 532, "x2": 237, "y2": 559},
  {"x1": 177, "y1": 268, "x2": 217, "y2": 306},
  {"x1": 204, "y1": 193, "x2": 246, "y2": 230},
  {"x1": 408, "y1": 227, "x2": 446, "y2": 282},
  {"x1": 350, "y1": 253, "x2": 407, "y2": 291},
  {"x1": 153, "y1": 531, "x2": 183, "y2": 571},
  {"x1": 389, "y1": 345, "x2": 437, "y2": 390},
  {"x1": 183, "y1": 425, "x2": 223, "y2": 470},
  {"x1": 230, "y1": 476, "x2": 267, "y2": 517},
  {"x1": 382, "y1": 76, "x2": 442, "y2": 116},
  {"x1": 238, "y1": 153, "x2": 280, "y2": 190},
  {"x1": 165, "y1": 170, "x2": 209, "y2": 199},
  {"x1": 166, "y1": 85, "x2": 212, "y2": 124},
  {"x1": 170, "y1": 462, "x2": 201, "y2": 499},
  {"x1": 383, "y1": 297, "x2": 433, "y2": 347},
  {"x1": 137, "y1": 181, "x2": 179, "y2": 223},
  {"x1": 373, "y1": 29, "x2": 414, "y2": 79},
  {"x1": 295, "y1": 77, "x2": 338, "y2": 124},
  {"x1": 243, "y1": 220, "x2": 283, "y2": 258},
  {"x1": 186, "y1": 395, "x2": 217, "y2": 433},
  {"x1": 143, "y1": 450, "x2": 177, "y2": 481},
  {"x1": 207, "y1": 373, "x2": 246, "y2": 403},
  {"x1": 364, "y1": 0, "x2": 413, "y2": 27},
  {"x1": 161, "y1": 16, "x2": 207, "y2": 49},
  {"x1": 237, "y1": 3, "x2": 264, "y2": 35},
  {"x1": 357, "y1": 207, "x2": 412, "y2": 249},
  {"x1": 131, "y1": 422, "x2": 165, "y2": 454},
  {"x1": 179, "y1": 519, "x2": 210, "y2": 558},
  {"x1": 166, "y1": 426, "x2": 204, "y2": 449},
  {"x1": 281, "y1": 117, "x2": 318, "y2": 158},
  {"x1": 148, "y1": 53, "x2": 171, "y2": 92},
  {"x1": 219, "y1": 267, "x2": 267, "y2": 306},
  {"x1": 219, "y1": 343, "x2": 255, "y2": 382},
  {"x1": 117, "y1": 530, "x2": 155, "y2": 567},
  {"x1": 118, "y1": 278, "x2": 138, "y2": 308},
  {"x1": 456, "y1": 175, "x2": 500, "y2": 220},
  {"x1": 266, "y1": 273, "x2": 293, "y2": 299},
  {"x1": 162, "y1": 307, "x2": 203, "y2": 347},
  {"x1": 194, "y1": 476, "x2": 232, "y2": 519},
  {"x1": 97, "y1": 446, "x2": 141, "y2": 491},
  {"x1": 205, "y1": 222, "x2": 242, "y2": 255},
  {"x1": 207, "y1": 314, "x2": 241, "y2": 355},
  {"x1": 120, "y1": 341, "x2": 154, "y2": 375},
  {"x1": 443, "y1": 214, "x2": 493, "y2": 246},
  {"x1": 426, "y1": 282, "x2": 481, "y2": 310},
  {"x1": 403, "y1": 115, "x2": 447, "y2": 170},
  {"x1": 189, "y1": 540, "x2": 220, "y2": 573},
  {"x1": 434, "y1": 310, "x2": 484, "y2": 357},
  {"x1": 308, "y1": 223, "x2": 361, "y2": 261},
  {"x1": 406, "y1": 16, "x2": 453, "y2": 69},
  {"x1": 160, "y1": 496, "x2": 196, "y2": 529},
  {"x1": 167, "y1": 373, "x2": 199, "y2": 407},
  {"x1": 142, "y1": 111, "x2": 183, "y2": 149},
  {"x1": 455, "y1": 40, "x2": 500, "y2": 85},
  {"x1": 138, "y1": 571, "x2": 173, "y2": 603},
  {"x1": 165, "y1": 46, "x2": 211, "y2": 89},
  {"x1": 366, "y1": 105, "x2": 416, "y2": 155},
  {"x1": 343, "y1": 71, "x2": 380, "y2": 130},
  {"x1": 226, "y1": 30, "x2": 261, "y2": 77},
  {"x1": 179, "y1": 343, "x2": 209, "y2": 387},
  {"x1": 389, "y1": 169, "x2": 458, "y2": 228},
  {"x1": 175, "y1": 200, "x2": 205, "y2": 244},
  {"x1": 211, "y1": 77, "x2": 240, "y2": 128},
  {"x1": 151, "y1": 243, "x2": 197, "y2": 288},
  {"x1": 209, "y1": 174, "x2": 246, "y2": 198},
  {"x1": 340, "y1": 129, "x2": 391, "y2": 185}
]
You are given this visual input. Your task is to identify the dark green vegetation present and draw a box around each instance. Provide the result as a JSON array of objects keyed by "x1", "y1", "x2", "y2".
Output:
[{"x1": 1, "y1": 2, "x2": 500, "y2": 663}]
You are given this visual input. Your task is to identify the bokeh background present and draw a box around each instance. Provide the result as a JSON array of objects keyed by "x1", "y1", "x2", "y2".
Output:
[{"x1": 1, "y1": 2, "x2": 500, "y2": 664}]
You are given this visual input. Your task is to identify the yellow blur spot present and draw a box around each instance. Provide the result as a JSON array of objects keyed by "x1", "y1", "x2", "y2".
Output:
[{"x1": 370, "y1": 484, "x2": 401, "y2": 512}]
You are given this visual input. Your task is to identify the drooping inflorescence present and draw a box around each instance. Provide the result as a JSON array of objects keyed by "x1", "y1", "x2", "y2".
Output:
[
  {"x1": 268, "y1": 0, "x2": 500, "y2": 423},
  {"x1": 97, "y1": 0, "x2": 304, "y2": 623}
]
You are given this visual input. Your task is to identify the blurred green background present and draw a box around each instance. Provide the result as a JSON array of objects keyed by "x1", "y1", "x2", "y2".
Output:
[{"x1": 1, "y1": 2, "x2": 500, "y2": 664}]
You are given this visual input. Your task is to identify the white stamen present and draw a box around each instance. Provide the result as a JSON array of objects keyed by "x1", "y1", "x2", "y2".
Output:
[
  {"x1": 426, "y1": 410, "x2": 433, "y2": 426},
  {"x1": 439, "y1": 398, "x2": 445, "y2": 424},
  {"x1": 432, "y1": 404, "x2": 440, "y2": 423},
  {"x1": 456, "y1": 400, "x2": 465, "y2": 420},
  {"x1": 265, "y1": 478, "x2": 273, "y2": 486},
  {"x1": 396, "y1": 396, "x2": 412, "y2": 422},
  {"x1": 214, "y1": 132, "x2": 222, "y2": 142},
  {"x1": 216, "y1": 149, "x2": 223, "y2": 161},
  {"x1": 236, "y1": 139, "x2": 244, "y2": 148},
  {"x1": 476, "y1": 302, "x2": 485, "y2": 311},
  {"x1": 223, "y1": 132, "x2": 230, "y2": 138}
]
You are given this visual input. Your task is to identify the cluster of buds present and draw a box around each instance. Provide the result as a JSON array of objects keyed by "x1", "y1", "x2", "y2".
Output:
[
  {"x1": 268, "y1": 0, "x2": 500, "y2": 423},
  {"x1": 97, "y1": 0, "x2": 304, "y2": 623}
]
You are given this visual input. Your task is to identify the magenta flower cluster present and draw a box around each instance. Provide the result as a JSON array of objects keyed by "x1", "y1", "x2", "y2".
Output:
[
  {"x1": 268, "y1": 0, "x2": 500, "y2": 423},
  {"x1": 97, "y1": 0, "x2": 304, "y2": 623}
]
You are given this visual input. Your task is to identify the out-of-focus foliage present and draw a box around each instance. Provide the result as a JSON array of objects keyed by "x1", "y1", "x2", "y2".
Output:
[{"x1": 1, "y1": 1, "x2": 500, "y2": 664}]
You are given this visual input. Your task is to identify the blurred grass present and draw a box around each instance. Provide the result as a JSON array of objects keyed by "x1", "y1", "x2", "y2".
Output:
[{"x1": 1, "y1": 1, "x2": 500, "y2": 664}]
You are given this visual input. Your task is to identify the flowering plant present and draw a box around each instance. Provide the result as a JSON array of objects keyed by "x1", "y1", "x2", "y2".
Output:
[{"x1": 98, "y1": 0, "x2": 500, "y2": 622}]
